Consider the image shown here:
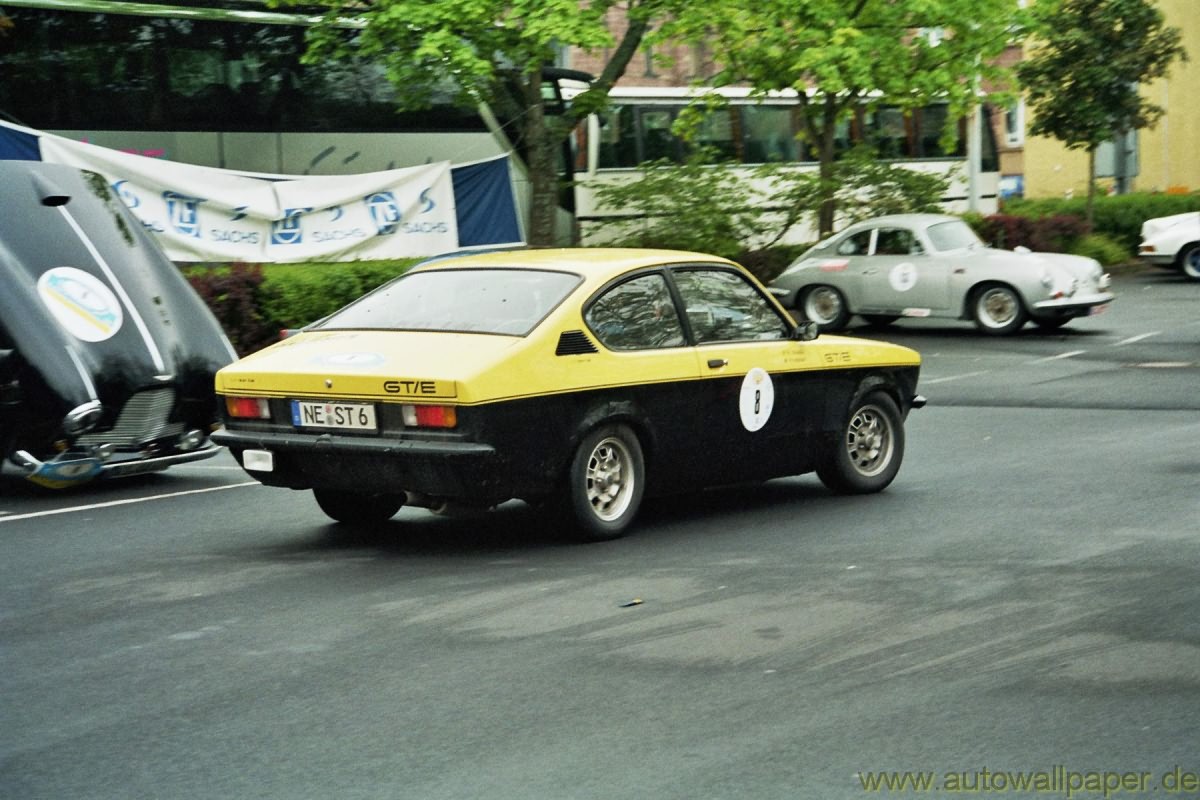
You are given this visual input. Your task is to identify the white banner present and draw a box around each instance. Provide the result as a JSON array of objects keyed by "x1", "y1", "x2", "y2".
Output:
[{"x1": 38, "y1": 133, "x2": 459, "y2": 262}]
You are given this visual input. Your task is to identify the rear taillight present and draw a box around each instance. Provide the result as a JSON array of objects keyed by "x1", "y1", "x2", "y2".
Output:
[
  {"x1": 402, "y1": 404, "x2": 457, "y2": 428},
  {"x1": 225, "y1": 396, "x2": 271, "y2": 419}
]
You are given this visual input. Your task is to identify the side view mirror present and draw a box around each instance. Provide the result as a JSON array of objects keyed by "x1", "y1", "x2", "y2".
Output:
[{"x1": 792, "y1": 320, "x2": 819, "y2": 341}]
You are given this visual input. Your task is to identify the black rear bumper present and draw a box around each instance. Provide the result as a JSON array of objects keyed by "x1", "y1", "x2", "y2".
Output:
[{"x1": 211, "y1": 427, "x2": 506, "y2": 500}]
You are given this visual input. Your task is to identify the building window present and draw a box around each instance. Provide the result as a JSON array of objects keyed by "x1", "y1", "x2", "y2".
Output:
[{"x1": 1004, "y1": 100, "x2": 1025, "y2": 147}]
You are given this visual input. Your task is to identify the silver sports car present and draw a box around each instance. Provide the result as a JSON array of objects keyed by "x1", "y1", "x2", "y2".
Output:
[{"x1": 768, "y1": 214, "x2": 1114, "y2": 335}]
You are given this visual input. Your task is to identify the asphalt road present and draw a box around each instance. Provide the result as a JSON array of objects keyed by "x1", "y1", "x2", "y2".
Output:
[{"x1": 2, "y1": 269, "x2": 1198, "y2": 800}]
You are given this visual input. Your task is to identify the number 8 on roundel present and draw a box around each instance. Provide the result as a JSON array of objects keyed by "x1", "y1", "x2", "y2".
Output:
[{"x1": 739, "y1": 367, "x2": 775, "y2": 432}]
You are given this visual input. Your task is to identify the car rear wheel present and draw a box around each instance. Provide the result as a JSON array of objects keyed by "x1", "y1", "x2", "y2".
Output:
[
  {"x1": 972, "y1": 284, "x2": 1027, "y2": 335},
  {"x1": 1180, "y1": 244, "x2": 1200, "y2": 281},
  {"x1": 567, "y1": 424, "x2": 645, "y2": 541},
  {"x1": 801, "y1": 285, "x2": 851, "y2": 332},
  {"x1": 817, "y1": 390, "x2": 904, "y2": 494},
  {"x1": 313, "y1": 488, "x2": 404, "y2": 524}
]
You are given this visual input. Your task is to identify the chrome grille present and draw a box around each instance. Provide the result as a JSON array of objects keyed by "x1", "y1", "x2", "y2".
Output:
[{"x1": 76, "y1": 387, "x2": 184, "y2": 447}]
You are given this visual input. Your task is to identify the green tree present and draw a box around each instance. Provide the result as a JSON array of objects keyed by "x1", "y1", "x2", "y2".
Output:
[
  {"x1": 586, "y1": 148, "x2": 783, "y2": 259},
  {"x1": 587, "y1": 146, "x2": 950, "y2": 257},
  {"x1": 277, "y1": 0, "x2": 685, "y2": 246},
  {"x1": 1017, "y1": 0, "x2": 1188, "y2": 224},
  {"x1": 666, "y1": 0, "x2": 1026, "y2": 236}
]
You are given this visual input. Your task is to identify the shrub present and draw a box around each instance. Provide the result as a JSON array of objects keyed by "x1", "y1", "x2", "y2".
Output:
[
  {"x1": 184, "y1": 259, "x2": 416, "y2": 355},
  {"x1": 1069, "y1": 233, "x2": 1132, "y2": 267},
  {"x1": 1027, "y1": 214, "x2": 1091, "y2": 253},
  {"x1": 185, "y1": 262, "x2": 277, "y2": 356},
  {"x1": 1003, "y1": 192, "x2": 1200, "y2": 254},
  {"x1": 736, "y1": 244, "x2": 811, "y2": 284},
  {"x1": 972, "y1": 213, "x2": 1089, "y2": 252},
  {"x1": 257, "y1": 261, "x2": 413, "y2": 329}
]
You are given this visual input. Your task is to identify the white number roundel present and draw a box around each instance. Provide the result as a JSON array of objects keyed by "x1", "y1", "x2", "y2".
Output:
[
  {"x1": 888, "y1": 262, "x2": 918, "y2": 292},
  {"x1": 739, "y1": 367, "x2": 775, "y2": 432},
  {"x1": 37, "y1": 267, "x2": 124, "y2": 342}
]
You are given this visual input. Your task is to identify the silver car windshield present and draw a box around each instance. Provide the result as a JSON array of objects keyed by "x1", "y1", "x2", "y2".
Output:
[
  {"x1": 926, "y1": 220, "x2": 984, "y2": 252},
  {"x1": 317, "y1": 268, "x2": 582, "y2": 336}
]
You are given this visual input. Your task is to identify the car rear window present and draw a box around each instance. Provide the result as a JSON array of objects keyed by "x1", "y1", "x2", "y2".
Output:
[
  {"x1": 926, "y1": 220, "x2": 983, "y2": 252},
  {"x1": 316, "y1": 268, "x2": 582, "y2": 336}
]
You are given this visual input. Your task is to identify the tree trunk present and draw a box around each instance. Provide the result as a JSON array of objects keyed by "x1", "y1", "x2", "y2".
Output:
[
  {"x1": 522, "y1": 76, "x2": 560, "y2": 247},
  {"x1": 817, "y1": 107, "x2": 840, "y2": 238},
  {"x1": 1085, "y1": 146, "x2": 1097, "y2": 227}
]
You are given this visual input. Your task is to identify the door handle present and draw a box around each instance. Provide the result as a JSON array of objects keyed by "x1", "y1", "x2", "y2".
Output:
[{"x1": 707, "y1": 358, "x2": 728, "y2": 368}]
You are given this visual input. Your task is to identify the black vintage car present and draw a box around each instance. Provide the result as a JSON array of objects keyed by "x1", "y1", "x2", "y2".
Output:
[{"x1": 0, "y1": 161, "x2": 236, "y2": 489}]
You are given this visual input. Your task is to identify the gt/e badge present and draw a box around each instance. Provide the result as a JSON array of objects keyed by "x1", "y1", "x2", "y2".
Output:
[{"x1": 383, "y1": 379, "x2": 438, "y2": 395}]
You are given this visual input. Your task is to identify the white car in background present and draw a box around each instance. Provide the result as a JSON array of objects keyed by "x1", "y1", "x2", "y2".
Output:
[{"x1": 1138, "y1": 212, "x2": 1200, "y2": 281}]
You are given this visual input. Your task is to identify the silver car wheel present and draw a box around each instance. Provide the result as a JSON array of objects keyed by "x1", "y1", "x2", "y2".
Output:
[
  {"x1": 844, "y1": 403, "x2": 894, "y2": 478},
  {"x1": 973, "y1": 285, "x2": 1026, "y2": 334},
  {"x1": 802, "y1": 285, "x2": 849, "y2": 330},
  {"x1": 585, "y1": 435, "x2": 636, "y2": 522}
]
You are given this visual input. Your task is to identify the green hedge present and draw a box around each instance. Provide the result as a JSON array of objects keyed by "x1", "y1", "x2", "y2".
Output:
[
  {"x1": 184, "y1": 259, "x2": 417, "y2": 356},
  {"x1": 1002, "y1": 192, "x2": 1200, "y2": 254}
]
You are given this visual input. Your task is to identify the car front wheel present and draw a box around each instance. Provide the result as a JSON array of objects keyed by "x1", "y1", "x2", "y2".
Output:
[
  {"x1": 801, "y1": 285, "x2": 851, "y2": 332},
  {"x1": 313, "y1": 488, "x2": 404, "y2": 524},
  {"x1": 972, "y1": 284, "x2": 1027, "y2": 335},
  {"x1": 817, "y1": 390, "x2": 904, "y2": 494},
  {"x1": 567, "y1": 424, "x2": 645, "y2": 541},
  {"x1": 1180, "y1": 244, "x2": 1200, "y2": 281}
]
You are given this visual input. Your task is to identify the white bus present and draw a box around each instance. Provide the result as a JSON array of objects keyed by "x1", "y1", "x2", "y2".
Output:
[{"x1": 570, "y1": 86, "x2": 1000, "y2": 245}]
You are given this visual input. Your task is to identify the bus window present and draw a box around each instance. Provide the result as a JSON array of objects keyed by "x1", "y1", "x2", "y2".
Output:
[
  {"x1": 690, "y1": 105, "x2": 738, "y2": 162},
  {"x1": 916, "y1": 104, "x2": 959, "y2": 158},
  {"x1": 639, "y1": 108, "x2": 679, "y2": 163},
  {"x1": 864, "y1": 106, "x2": 912, "y2": 159},
  {"x1": 740, "y1": 105, "x2": 797, "y2": 163},
  {"x1": 597, "y1": 105, "x2": 639, "y2": 168}
]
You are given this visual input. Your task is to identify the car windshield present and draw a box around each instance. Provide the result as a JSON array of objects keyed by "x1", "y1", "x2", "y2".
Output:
[
  {"x1": 926, "y1": 220, "x2": 984, "y2": 252},
  {"x1": 317, "y1": 268, "x2": 582, "y2": 336}
]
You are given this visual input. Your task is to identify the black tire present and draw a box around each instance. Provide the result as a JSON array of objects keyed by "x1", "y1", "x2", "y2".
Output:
[
  {"x1": 800, "y1": 285, "x2": 851, "y2": 332},
  {"x1": 1180, "y1": 243, "x2": 1200, "y2": 281},
  {"x1": 861, "y1": 314, "x2": 901, "y2": 328},
  {"x1": 566, "y1": 424, "x2": 645, "y2": 542},
  {"x1": 817, "y1": 390, "x2": 904, "y2": 494},
  {"x1": 313, "y1": 488, "x2": 403, "y2": 524},
  {"x1": 971, "y1": 283, "x2": 1027, "y2": 335}
]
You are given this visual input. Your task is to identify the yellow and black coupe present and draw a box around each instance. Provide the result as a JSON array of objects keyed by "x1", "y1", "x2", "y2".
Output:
[{"x1": 212, "y1": 248, "x2": 925, "y2": 540}]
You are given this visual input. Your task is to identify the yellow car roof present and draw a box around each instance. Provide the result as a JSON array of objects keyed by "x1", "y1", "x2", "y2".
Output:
[{"x1": 412, "y1": 248, "x2": 739, "y2": 289}]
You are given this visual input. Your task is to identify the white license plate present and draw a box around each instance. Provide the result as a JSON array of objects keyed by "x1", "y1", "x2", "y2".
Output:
[{"x1": 291, "y1": 400, "x2": 377, "y2": 431}]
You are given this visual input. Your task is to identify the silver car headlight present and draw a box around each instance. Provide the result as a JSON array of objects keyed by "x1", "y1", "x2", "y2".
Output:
[{"x1": 62, "y1": 400, "x2": 104, "y2": 435}]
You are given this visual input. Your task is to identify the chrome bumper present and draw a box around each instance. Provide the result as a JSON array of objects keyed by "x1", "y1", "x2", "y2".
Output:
[{"x1": 4, "y1": 443, "x2": 222, "y2": 488}]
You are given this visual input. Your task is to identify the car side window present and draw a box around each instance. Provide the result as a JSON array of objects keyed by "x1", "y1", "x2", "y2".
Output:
[
  {"x1": 585, "y1": 273, "x2": 686, "y2": 351},
  {"x1": 671, "y1": 269, "x2": 790, "y2": 344},
  {"x1": 837, "y1": 230, "x2": 873, "y2": 256},
  {"x1": 875, "y1": 228, "x2": 923, "y2": 256}
]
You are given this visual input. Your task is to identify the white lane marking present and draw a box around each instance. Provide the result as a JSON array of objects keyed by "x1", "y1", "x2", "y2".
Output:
[
  {"x1": 1113, "y1": 332, "x2": 1160, "y2": 346},
  {"x1": 921, "y1": 370, "x2": 991, "y2": 385},
  {"x1": 0, "y1": 482, "x2": 260, "y2": 523},
  {"x1": 170, "y1": 465, "x2": 249, "y2": 471},
  {"x1": 1029, "y1": 350, "x2": 1086, "y2": 363}
]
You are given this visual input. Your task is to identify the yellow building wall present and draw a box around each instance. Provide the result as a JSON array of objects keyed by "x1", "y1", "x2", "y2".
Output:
[{"x1": 1023, "y1": 0, "x2": 1198, "y2": 199}]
